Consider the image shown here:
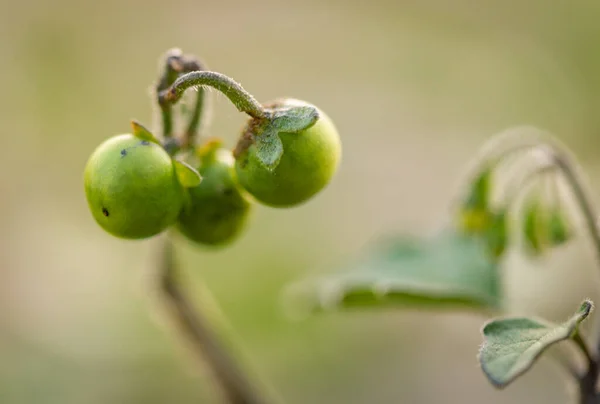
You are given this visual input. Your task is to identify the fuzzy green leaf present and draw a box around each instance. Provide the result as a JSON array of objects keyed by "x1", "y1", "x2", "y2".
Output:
[
  {"x1": 479, "y1": 300, "x2": 593, "y2": 388},
  {"x1": 270, "y1": 105, "x2": 319, "y2": 133},
  {"x1": 130, "y1": 120, "x2": 160, "y2": 144},
  {"x1": 174, "y1": 160, "x2": 202, "y2": 188},
  {"x1": 254, "y1": 126, "x2": 283, "y2": 171},
  {"x1": 285, "y1": 229, "x2": 502, "y2": 315}
]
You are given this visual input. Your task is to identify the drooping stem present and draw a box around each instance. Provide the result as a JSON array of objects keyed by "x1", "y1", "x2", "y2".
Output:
[
  {"x1": 159, "y1": 71, "x2": 266, "y2": 119},
  {"x1": 158, "y1": 237, "x2": 279, "y2": 404},
  {"x1": 502, "y1": 159, "x2": 557, "y2": 213},
  {"x1": 546, "y1": 148, "x2": 600, "y2": 266}
]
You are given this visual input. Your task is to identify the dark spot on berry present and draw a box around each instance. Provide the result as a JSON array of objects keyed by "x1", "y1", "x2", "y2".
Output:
[
  {"x1": 102, "y1": 208, "x2": 110, "y2": 217},
  {"x1": 223, "y1": 188, "x2": 234, "y2": 196},
  {"x1": 120, "y1": 149, "x2": 127, "y2": 157},
  {"x1": 140, "y1": 140, "x2": 150, "y2": 146}
]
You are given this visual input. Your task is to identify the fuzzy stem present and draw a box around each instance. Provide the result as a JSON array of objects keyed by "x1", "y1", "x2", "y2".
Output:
[
  {"x1": 159, "y1": 238, "x2": 278, "y2": 404},
  {"x1": 159, "y1": 71, "x2": 266, "y2": 119}
]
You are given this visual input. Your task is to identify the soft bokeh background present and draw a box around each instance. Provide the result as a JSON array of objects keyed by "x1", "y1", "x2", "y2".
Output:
[{"x1": 3, "y1": 0, "x2": 600, "y2": 403}]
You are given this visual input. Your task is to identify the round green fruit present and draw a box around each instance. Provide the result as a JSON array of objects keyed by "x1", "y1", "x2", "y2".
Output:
[
  {"x1": 234, "y1": 98, "x2": 341, "y2": 207},
  {"x1": 84, "y1": 134, "x2": 184, "y2": 239},
  {"x1": 177, "y1": 140, "x2": 253, "y2": 246}
]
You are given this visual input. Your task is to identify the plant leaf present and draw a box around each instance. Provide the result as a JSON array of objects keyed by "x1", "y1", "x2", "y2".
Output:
[
  {"x1": 254, "y1": 126, "x2": 283, "y2": 171},
  {"x1": 284, "y1": 228, "x2": 502, "y2": 316},
  {"x1": 479, "y1": 300, "x2": 593, "y2": 388},
  {"x1": 131, "y1": 120, "x2": 160, "y2": 144},
  {"x1": 270, "y1": 105, "x2": 319, "y2": 133},
  {"x1": 174, "y1": 160, "x2": 202, "y2": 188}
]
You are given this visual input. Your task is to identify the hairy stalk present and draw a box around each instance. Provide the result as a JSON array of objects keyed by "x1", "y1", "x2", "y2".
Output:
[
  {"x1": 158, "y1": 238, "x2": 278, "y2": 404},
  {"x1": 159, "y1": 71, "x2": 266, "y2": 119}
]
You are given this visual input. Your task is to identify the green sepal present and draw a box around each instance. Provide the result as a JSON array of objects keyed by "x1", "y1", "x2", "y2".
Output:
[
  {"x1": 254, "y1": 125, "x2": 283, "y2": 171},
  {"x1": 479, "y1": 300, "x2": 593, "y2": 388},
  {"x1": 270, "y1": 105, "x2": 319, "y2": 133},
  {"x1": 173, "y1": 159, "x2": 202, "y2": 188},
  {"x1": 130, "y1": 120, "x2": 161, "y2": 144}
]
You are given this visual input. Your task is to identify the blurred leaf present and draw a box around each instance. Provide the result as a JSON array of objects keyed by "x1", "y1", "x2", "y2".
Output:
[
  {"x1": 479, "y1": 300, "x2": 593, "y2": 388},
  {"x1": 547, "y1": 207, "x2": 572, "y2": 246},
  {"x1": 270, "y1": 105, "x2": 319, "y2": 133},
  {"x1": 174, "y1": 160, "x2": 202, "y2": 187},
  {"x1": 457, "y1": 166, "x2": 494, "y2": 236},
  {"x1": 466, "y1": 166, "x2": 492, "y2": 210},
  {"x1": 522, "y1": 193, "x2": 546, "y2": 256},
  {"x1": 131, "y1": 120, "x2": 160, "y2": 144},
  {"x1": 285, "y1": 229, "x2": 502, "y2": 315}
]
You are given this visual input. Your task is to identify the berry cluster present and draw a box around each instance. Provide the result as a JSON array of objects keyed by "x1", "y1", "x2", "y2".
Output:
[{"x1": 83, "y1": 49, "x2": 342, "y2": 246}]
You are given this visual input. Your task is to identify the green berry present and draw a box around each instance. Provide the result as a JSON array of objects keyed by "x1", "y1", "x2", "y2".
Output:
[
  {"x1": 177, "y1": 140, "x2": 253, "y2": 246},
  {"x1": 84, "y1": 133, "x2": 184, "y2": 239},
  {"x1": 234, "y1": 98, "x2": 341, "y2": 207}
]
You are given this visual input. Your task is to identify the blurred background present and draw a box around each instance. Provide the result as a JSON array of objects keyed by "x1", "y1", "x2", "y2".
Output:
[{"x1": 2, "y1": 0, "x2": 600, "y2": 403}]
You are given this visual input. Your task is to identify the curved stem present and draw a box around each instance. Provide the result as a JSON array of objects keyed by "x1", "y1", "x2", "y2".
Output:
[
  {"x1": 159, "y1": 71, "x2": 266, "y2": 119},
  {"x1": 502, "y1": 158, "x2": 557, "y2": 214},
  {"x1": 546, "y1": 148, "x2": 600, "y2": 266},
  {"x1": 449, "y1": 126, "x2": 574, "y2": 215},
  {"x1": 158, "y1": 237, "x2": 280, "y2": 404}
]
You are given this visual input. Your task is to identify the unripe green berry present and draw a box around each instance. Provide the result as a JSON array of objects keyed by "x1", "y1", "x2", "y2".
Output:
[
  {"x1": 234, "y1": 98, "x2": 341, "y2": 207},
  {"x1": 84, "y1": 133, "x2": 184, "y2": 239},
  {"x1": 177, "y1": 140, "x2": 253, "y2": 246}
]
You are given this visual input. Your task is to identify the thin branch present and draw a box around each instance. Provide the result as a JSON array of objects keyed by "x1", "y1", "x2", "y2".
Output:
[
  {"x1": 156, "y1": 48, "x2": 185, "y2": 139},
  {"x1": 158, "y1": 237, "x2": 278, "y2": 404}
]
